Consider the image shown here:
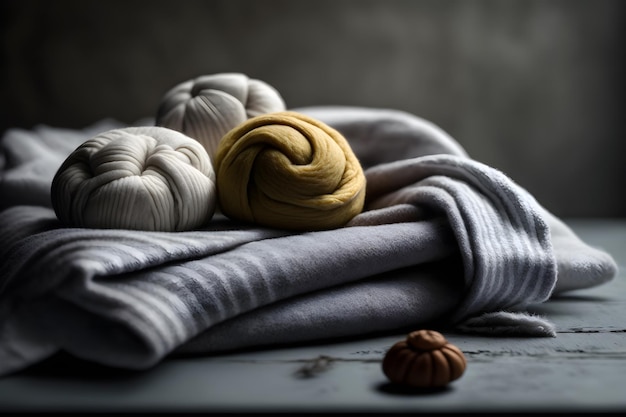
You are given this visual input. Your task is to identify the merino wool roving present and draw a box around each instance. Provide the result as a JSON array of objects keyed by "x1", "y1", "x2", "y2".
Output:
[
  {"x1": 155, "y1": 73, "x2": 286, "y2": 160},
  {"x1": 51, "y1": 126, "x2": 217, "y2": 232},
  {"x1": 214, "y1": 111, "x2": 366, "y2": 231}
]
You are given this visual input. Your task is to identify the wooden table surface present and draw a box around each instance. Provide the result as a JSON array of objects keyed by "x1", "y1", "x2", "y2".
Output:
[{"x1": 0, "y1": 219, "x2": 624, "y2": 415}]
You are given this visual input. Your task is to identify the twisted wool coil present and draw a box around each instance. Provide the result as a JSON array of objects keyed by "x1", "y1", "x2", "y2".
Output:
[
  {"x1": 51, "y1": 126, "x2": 217, "y2": 232},
  {"x1": 155, "y1": 73, "x2": 286, "y2": 160},
  {"x1": 214, "y1": 111, "x2": 366, "y2": 231}
]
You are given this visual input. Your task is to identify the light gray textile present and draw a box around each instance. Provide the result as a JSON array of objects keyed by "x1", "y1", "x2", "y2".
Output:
[
  {"x1": 456, "y1": 311, "x2": 557, "y2": 337},
  {"x1": 0, "y1": 106, "x2": 617, "y2": 376}
]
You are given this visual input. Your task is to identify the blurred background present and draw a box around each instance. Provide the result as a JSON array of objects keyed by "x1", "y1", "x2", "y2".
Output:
[{"x1": 1, "y1": 0, "x2": 624, "y2": 218}]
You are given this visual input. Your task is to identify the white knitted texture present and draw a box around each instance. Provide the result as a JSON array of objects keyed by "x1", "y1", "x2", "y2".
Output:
[
  {"x1": 51, "y1": 126, "x2": 217, "y2": 232},
  {"x1": 155, "y1": 73, "x2": 286, "y2": 160}
]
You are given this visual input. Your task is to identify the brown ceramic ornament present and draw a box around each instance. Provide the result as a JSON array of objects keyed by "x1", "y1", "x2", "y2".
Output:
[{"x1": 382, "y1": 330, "x2": 466, "y2": 388}]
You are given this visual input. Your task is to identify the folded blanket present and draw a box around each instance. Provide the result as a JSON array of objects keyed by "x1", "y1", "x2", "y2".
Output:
[{"x1": 0, "y1": 106, "x2": 617, "y2": 376}]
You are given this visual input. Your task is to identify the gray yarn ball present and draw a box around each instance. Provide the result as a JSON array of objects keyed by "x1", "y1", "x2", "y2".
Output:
[{"x1": 155, "y1": 73, "x2": 286, "y2": 160}]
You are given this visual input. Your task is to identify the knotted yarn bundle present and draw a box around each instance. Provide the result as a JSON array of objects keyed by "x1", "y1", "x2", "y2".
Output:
[
  {"x1": 214, "y1": 111, "x2": 366, "y2": 231},
  {"x1": 155, "y1": 73, "x2": 286, "y2": 160},
  {"x1": 51, "y1": 126, "x2": 217, "y2": 232}
]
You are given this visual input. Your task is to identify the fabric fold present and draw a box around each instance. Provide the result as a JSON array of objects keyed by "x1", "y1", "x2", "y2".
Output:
[
  {"x1": 0, "y1": 207, "x2": 457, "y2": 372},
  {"x1": 355, "y1": 155, "x2": 558, "y2": 322}
]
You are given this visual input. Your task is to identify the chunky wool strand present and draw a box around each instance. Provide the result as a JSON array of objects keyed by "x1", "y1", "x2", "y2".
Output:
[
  {"x1": 51, "y1": 126, "x2": 217, "y2": 231},
  {"x1": 155, "y1": 73, "x2": 286, "y2": 160},
  {"x1": 214, "y1": 111, "x2": 366, "y2": 230}
]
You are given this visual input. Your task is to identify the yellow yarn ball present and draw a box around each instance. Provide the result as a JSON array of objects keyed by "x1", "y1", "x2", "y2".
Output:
[{"x1": 214, "y1": 111, "x2": 366, "y2": 231}]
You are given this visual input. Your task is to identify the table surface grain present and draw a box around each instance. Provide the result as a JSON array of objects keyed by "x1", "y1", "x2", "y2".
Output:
[{"x1": 0, "y1": 218, "x2": 624, "y2": 415}]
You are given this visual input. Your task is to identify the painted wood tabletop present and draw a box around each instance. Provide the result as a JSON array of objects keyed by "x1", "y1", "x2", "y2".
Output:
[{"x1": 0, "y1": 219, "x2": 624, "y2": 415}]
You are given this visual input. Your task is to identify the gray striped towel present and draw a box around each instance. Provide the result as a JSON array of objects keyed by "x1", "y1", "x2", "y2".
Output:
[{"x1": 0, "y1": 106, "x2": 617, "y2": 376}]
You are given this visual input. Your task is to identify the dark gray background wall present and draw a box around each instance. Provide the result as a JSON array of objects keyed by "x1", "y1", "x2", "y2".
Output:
[{"x1": 1, "y1": 0, "x2": 624, "y2": 218}]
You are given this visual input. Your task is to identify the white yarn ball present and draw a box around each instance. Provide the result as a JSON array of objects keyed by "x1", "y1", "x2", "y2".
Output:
[
  {"x1": 51, "y1": 126, "x2": 217, "y2": 231},
  {"x1": 155, "y1": 73, "x2": 286, "y2": 159}
]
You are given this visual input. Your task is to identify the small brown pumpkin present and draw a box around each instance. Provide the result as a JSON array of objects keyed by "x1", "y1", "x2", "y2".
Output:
[{"x1": 382, "y1": 330, "x2": 466, "y2": 388}]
